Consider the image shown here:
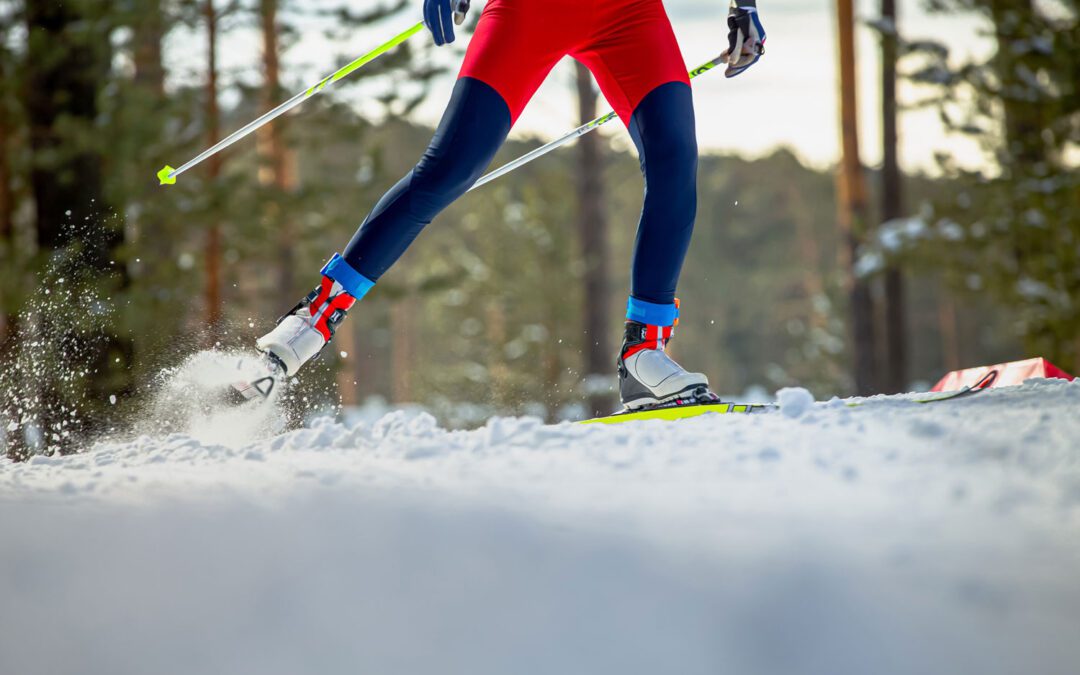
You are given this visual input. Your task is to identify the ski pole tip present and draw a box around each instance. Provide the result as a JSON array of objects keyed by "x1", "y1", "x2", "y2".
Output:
[{"x1": 157, "y1": 165, "x2": 177, "y2": 186}]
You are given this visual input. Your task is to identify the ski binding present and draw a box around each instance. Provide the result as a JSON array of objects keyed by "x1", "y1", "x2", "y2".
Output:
[{"x1": 226, "y1": 352, "x2": 286, "y2": 405}]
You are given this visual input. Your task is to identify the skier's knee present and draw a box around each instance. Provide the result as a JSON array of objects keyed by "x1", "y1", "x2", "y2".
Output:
[
  {"x1": 639, "y1": 124, "x2": 697, "y2": 230},
  {"x1": 647, "y1": 125, "x2": 697, "y2": 185},
  {"x1": 407, "y1": 77, "x2": 511, "y2": 214},
  {"x1": 411, "y1": 149, "x2": 484, "y2": 206}
]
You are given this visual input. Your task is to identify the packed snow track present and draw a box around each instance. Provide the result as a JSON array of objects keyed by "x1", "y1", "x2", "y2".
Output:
[{"x1": 2, "y1": 379, "x2": 1079, "y2": 675}]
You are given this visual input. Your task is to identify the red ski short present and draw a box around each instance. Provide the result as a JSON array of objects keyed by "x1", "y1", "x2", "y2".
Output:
[{"x1": 459, "y1": 0, "x2": 690, "y2": 125}]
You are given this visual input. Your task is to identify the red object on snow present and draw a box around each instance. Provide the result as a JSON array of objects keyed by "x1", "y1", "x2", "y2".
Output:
[{"x1": 932, "y1": 357, "x2": 1075, "y2": 392}]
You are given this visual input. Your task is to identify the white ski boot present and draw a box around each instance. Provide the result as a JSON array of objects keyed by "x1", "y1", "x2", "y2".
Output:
[
  {"x1": 256, "y1": 276, "x2": 356, "y2": 376},
  {"x1": 618, "y1": 319, "x2": 711, "y2": 410}
]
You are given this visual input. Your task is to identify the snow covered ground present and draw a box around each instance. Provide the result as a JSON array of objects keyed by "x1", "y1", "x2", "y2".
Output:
[{"x1": 2, "y1": 378, "x2": 1079, "y2": 675}]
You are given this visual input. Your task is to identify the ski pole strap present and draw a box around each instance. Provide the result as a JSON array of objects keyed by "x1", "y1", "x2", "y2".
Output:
[
  {"x1": 322, "y1": 253, "x2": 376, "y2": 300},
  {"x1": 626, "y1": 296, "x2": 679, "y2": 326}
]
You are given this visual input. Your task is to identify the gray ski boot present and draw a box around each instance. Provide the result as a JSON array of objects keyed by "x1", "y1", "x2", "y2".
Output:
[{"x1": 618, "y1": 319, "x2": 711, "y2": 410}]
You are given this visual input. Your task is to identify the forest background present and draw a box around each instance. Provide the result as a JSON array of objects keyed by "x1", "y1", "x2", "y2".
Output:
[{"x1": 0, "y1": 0, "x2": 1076, "y2": 457}]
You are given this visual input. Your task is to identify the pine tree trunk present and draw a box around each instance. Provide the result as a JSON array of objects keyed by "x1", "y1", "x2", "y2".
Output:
[
  {"x1": 574, "y1": 62, "x2": 613, "y2": 417},
  {"x1": 836, "y1": 0, "x2": 878, "y2": 395},
  {"x1": 118, "y1": 0, "x2": 167, "y2": 298},
  {"x1": 133, "y1": 0, "x2": 165, "y2": 97},
  {"x1": 204, "y1": 0, "x2": 223, "y2": 331},
  {"x1": 259, "y1": 0, "x2": 298, "y2": 297},
  {"x1": 880, "y1": 0, "x2": 907, "y2": 392},
  {"x1": 0, "y1": 111, "x2": 13, "y2": 346},
  {"x1": 0, "y1": 110, "x2": 10, "y2": 242}
]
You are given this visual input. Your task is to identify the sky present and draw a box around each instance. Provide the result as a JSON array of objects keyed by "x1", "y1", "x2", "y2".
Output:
[{"x1": 193, "y1": 0, "x2": 997, "y2": 173}]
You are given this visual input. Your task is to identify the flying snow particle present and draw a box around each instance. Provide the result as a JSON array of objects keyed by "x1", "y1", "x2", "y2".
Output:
[
  {"x1": 109, "y1": 395, "x2": 117, "y2": 405},
  {"x1": 340, "y1": 351, "x2": 348, "y2": 359}
]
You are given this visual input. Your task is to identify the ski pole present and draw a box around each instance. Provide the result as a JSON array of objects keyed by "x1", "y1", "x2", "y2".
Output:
[
  {"x1": 157, "y1": 21, "x2": 426, "y2": 186},
  {"x1": 469, "y1": 54, "x2": 728, "y2": 192}
]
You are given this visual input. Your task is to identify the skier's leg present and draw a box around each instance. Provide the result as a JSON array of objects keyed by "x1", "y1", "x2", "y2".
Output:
[
  {"x1": 258, "y1": 0, "x2": 571, "y2": 375},
  {"x1": 257, "y1": 79, "x2": 513, "y2": 375},
  {"x1": 344, "y1": 0, "x2": 571, "y2": 281},
  {"x1": 573, "y1": 0, "x2": 696, "y2": 306},
  {"x1": 573, "y1": 0, "x2": 709, "y2": 408},
  {"x1": 616, "y1": 83, "x2": 708, "y2": 407},
  {"x1": 341, "y1": 77, "x2": 513, "y2": 280},
  {"x1": 625, "y1": 82, "x2": 698, "y2": 307}
]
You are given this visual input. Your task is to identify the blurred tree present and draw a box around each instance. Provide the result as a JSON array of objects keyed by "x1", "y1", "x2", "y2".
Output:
[
  {"x1": 132, "y1": 0, "x2": 165, "y2": 95},
  {"x1": 257, "y1": 0, "x2": 298, "y2": 297},
  {"x1": 17, "y1": 0, "x2": 129, "y2": 455},
  {"x1": 105, "y1": 0, "x2": 204, "y2": 366},
  {"x1": 574, "y1": 62, "x2": 614, "y2": 417},
  {"x1": 902, "y1": 0, "x2": 1079, "y2": 370},
  {"x1": 204, "y1": 0, "x2": 224, "y2": 331},
  {"x1": 836, "y1": 0, "x2": 879, "y2": 394},
  {"x1": 25, "y1": 1, "x2": 115, "y2": 266},
  {"x1": 0, "y1": 9, "x2": 15, "y2": 346},
  {"x1": 879, "y1": 0, "x2": 909, "y2": 391}
]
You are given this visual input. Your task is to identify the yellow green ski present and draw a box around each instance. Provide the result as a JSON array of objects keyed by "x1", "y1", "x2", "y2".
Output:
[
  {"x1": 580, "y1": 402, "x2": 776, "y2": 425},
  {"x1": 581, "y1": 370, "x2": 999, "y2": 425}
]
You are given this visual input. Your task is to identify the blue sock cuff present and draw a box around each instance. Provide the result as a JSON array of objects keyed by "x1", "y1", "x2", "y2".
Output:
[
  {"x1": 321, "y1": 253, "x2": 375, "y2": 300},
  {"x1": 626, "y1": 296, "x2": 678, "y2": 326}
]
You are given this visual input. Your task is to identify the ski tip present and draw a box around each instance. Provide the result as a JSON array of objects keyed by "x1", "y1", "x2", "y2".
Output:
[
  {"x1": 227, "y1": 374, "x2": 277, "y2": 405},
  {"x1": 157, "y1": 165, "x2": 177, "y2": 186}
]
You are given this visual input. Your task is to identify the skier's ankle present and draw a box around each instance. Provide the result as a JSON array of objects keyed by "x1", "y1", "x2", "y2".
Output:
[
  {"x1": 302, "y1": 276, "x2": 356, "y2": 340},
  {"x1": 621, "y1": 296, "x2": 680, "y2": 359},
  {"x1": 303, "y1": 253, "x2": 376, "y2": 339},
  {"x1": 621, "y1": 320, "x2": 674, "y2": 359},
  {"x1": 320, "y1": 253, "x2": 375, "y2": 302},
  {"x1": 256, "y1": 254, "x2": 375, "y2": 374}
]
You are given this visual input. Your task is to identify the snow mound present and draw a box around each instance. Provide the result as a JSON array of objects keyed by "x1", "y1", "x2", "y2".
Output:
[
  {"x1": 777, "y1": 386, "x2": 815, "y2": 417},
  {"x1": 2, "y1": 379, "x2": 1079, "y2": 675}
]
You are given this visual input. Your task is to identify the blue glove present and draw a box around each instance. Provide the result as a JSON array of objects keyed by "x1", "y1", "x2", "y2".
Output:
[
  {"x1": 722, "y1": 1, "x2": 766, "y2": 77},
  {"x1": 424, "y1": 0, "x2": 470, "y2": 46}
]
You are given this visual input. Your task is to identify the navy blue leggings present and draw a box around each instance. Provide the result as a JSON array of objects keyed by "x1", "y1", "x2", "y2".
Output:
[{"x1": 343, "y1": 77, "x2": 697, "y2": 307}]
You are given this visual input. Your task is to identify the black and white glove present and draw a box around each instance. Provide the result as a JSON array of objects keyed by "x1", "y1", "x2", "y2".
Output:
[
  {"x1": 423, "y1": 0, "x2": 470, "y2": 46},
  {"x1": 453, "y1": 0, "x2": 470, "y2": 26},
  {"x1": 721, "y1": 0, "x2": 766, "y2": 78}
]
